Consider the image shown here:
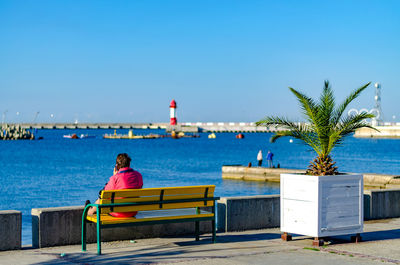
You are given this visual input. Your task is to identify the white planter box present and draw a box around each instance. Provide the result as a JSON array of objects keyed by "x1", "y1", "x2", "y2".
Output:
[{"x1": 280, "y1": 173, "x2": 363, "y2": 238}]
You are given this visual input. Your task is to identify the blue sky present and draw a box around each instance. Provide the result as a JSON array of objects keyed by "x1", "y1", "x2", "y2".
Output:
[{"x1": 1, "y1": 0, "x2": 399, "y2": 123}]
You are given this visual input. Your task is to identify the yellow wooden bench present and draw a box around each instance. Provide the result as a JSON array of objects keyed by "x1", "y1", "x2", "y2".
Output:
[{"x1": 82, "y1": 185, "x2": 219, "y2": 254}]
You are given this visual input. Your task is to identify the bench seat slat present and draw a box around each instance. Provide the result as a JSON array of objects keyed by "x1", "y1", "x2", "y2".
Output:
[
  {"x1": 163, "y1": 186, "x2": 215, "y2": 195},
  {"x1": 100, "y1": 201, "x2": 214, "y2": 214},
  {"x1": 101, "y1": 193, "x2": 214, "y2": 204},
  {"x1": 87, "y1": 213, "x2": 214, "y2": 225}
]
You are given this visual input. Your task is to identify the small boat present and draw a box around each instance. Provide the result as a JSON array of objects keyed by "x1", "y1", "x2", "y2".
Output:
[
  {"x1": 208, "y1": 133, "x2": 216, "y2": 139},
  {"x1": 168, "y1": 131, "x2": 200, "y2": 139},
  {"x1": 103, "y1": 134, "x2": 160, "y2": 139},
  {"x1": 63, "y1": 133, "x2": 79, "y2": 139},
  {"x1": 103, "y1": 130, "x2": 162, "y2": 139},
  {"x1": 64, "y1": 133, "x2": 96, "y2": 139}
]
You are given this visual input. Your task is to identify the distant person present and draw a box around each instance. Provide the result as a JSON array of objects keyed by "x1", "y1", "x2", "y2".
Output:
[
  {"x1": 257, "y1": 150, "x2": 263, "y2": 167},
  {"x1": 86, "y1": 153, "x2": 143, "y2": 217},
  {"x1": 266, "y1": 150, "x2": 274, "y2": 168}
]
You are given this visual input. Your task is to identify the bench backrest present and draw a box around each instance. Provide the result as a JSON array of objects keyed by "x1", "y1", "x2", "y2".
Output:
[{"x1": 98, "y1": 185, "x2": 216, "y2": 214}]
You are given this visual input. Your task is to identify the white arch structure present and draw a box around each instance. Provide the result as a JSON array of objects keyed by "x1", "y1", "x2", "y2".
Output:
[{"x1": 347, "y1": 108, "x2": 380, "y2": 119}]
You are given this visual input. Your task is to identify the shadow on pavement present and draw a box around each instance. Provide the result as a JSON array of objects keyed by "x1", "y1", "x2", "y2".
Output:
[
  {"x1": 318, "y1": 228, "x2": 400, "y2": 245},
  {"x1": 30, "y1": 232, "x2": 283, "y2": 265},
  {"x1": 176, "y1": 232, "x2": 281, "y2": 246}
]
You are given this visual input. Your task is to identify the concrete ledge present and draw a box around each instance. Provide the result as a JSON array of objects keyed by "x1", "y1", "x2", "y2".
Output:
[
  {"x1": 222, "y1": 166, "x2": 304, "y2": 182},
  {"x1": 32, "y1": 206, "x2": 212, "y2": 248},
  {"x1": 0, "y1": 210, "x2": 21, "y2": 251},
  {"x1": 222, "y1": 166, "x2": 400, "y2": 188},
  {"x1": 218, "y1": 195, "x2": 280, "y2": 232},
  {"x1": 364, "y1": 189, "x2": 400, "y2": 219},
  {"x1": 355, "y1": 126, "x2": 400, "y2": 138}
]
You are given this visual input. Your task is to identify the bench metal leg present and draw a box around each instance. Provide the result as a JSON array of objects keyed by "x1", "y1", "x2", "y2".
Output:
[
  {"x1": 97, "y1": 210, "x2": 102, "y2": 255},
  {"x1": 97, "y1": 223, "x2": 102, "y2": 255},
  {"x1": 195, "y1": 207, "x2": 200, "y2": 241},
  {"x1": 212, "y1": 219, "x2": 216, "y2": 243},
  {"x1": 82, "y1": 206, "x2": 91, "y2": 252},
  {"x1": 212, "y1": 204, "x2": 216, "y2": 243},
  {"x1": 195, "y1": 221, "x2": 200, "y2": 241},
  {"x1": 82, "y1": 219, "x2": 87, "y2": 251}
]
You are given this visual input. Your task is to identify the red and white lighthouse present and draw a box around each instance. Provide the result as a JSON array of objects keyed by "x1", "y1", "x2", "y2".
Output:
[{"x1": 169, "y1": 99, "x2": 177, "y2": 125}]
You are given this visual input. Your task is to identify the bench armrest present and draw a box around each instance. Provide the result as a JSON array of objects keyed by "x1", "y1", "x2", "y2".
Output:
[{"x1": 82, "y1": 203, "x2": 99, "y2": 219}]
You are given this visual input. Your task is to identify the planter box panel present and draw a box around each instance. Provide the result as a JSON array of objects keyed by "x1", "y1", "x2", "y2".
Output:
[
  {"x1": 322, "y1": 186, "x2": 360, "y2": 197},
  {"x1": 322, "y1": 207, "x2": 360, "y2": 217},
  {"x1": 322, "y1": 213, "x2": 360, "y2": 228},
  {"x1": 281, "y1": 173, "x2": 363, "y2": 238},
  {"x1": 319, "y1": 225, "x2": 362, "y2": 235},
  {"x1": 281, "y1": 199, "x2": 317, "y2": 236},
  {"x1": 319, "y1": 174, "x2": 363, "y2": 237},
  {"x1": 281, "y1": 175, "x2": 318, "y2": 202},
  {"x1": 322, "y1": 196, "x2": 360, "y2": 208}
]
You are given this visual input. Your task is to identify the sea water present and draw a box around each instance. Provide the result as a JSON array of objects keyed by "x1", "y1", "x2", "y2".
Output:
[{"x1": 1, "y1": 129, "x2": 400, "y2": 245}]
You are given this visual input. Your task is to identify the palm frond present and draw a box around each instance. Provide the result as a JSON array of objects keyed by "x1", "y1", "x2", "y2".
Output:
[
  {"x1": 289, "y1": 87, "x2": 328, "y2": 153},
  {"x1": 288, "y1": 87, "x2": 318, "y2": 125},
  {"x1": 318, "y1": 81, "x2": 335, "y2": 127},
  {"x1": 332, "y1": 82, "x2": 371, "y2": 125},
  {"x1": 325, "y1": 112, "x2": 377, "y2": 154},
  {"x1": 338, "y1": 112, "x2": 376, "y2": 137},
  {"x1": 261, "y1": 121, "x2": 322, "y2": 156},
  {"x1": 256, "y1": 116, "x2": 299, "y2": 130},
  {"x1": 316, "y1": 82, "x2": 336, "y2": 156}
]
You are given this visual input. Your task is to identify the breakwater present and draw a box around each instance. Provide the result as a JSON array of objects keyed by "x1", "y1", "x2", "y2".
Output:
[
  {"x1": 11, "y1": 123, "x2": 400, "y2": 136},
  {"x1": 222, "y1": 166, "x2": 400, "y2": 189},
  {"x1": 0, "y1": 124, "x2": 34, "y2": 140},
  {"x1": 16, "y1": 122, "x2": 168, "y2": 130},
  {"x1": 14, "y1": 122, "x2": 278, "y2": 133},
  {"x1": 355, "y1": 126, "x2": 400, "y2": 138}
]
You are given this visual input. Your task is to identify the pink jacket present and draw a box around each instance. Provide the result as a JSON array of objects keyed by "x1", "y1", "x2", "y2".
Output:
[
  {"x1": 104, "y1": 167, "x2": 143, "y2": 191},
  {"x1": 104, "y1": 167, "x2": 143, "y2": 217}
]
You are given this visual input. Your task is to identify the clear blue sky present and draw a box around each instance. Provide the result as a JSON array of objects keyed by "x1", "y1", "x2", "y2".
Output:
[{"x1": 1, "y1": 0, "x2": 399, "y2": 123}]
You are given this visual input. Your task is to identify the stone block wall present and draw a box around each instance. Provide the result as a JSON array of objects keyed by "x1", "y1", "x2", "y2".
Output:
[
  {"x1": 31, "y1": 206, "x2": 212, "y2": 248},
  {"x1": 0, "y1": 210, "x2": 21, "y2": 251},
  {"x1": 217, "y1": 195, "x2": 280, "y2": 232},
  {"x1": 364, "y1": 189, "x2": 400, "y2": 219}
]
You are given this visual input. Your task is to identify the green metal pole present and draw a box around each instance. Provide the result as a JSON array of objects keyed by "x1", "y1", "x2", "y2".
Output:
[
  {"x1": 96, "y1": 206, "x2": 102, "y2": 255},
  {"x1": 81, "y1": 205, "x2": 89, "y2": 251}
]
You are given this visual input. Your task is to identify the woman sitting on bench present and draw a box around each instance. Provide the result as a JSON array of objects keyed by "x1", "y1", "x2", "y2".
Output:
[{"x1": 87, "y1": 153, "x2": 143, "y2": 217}]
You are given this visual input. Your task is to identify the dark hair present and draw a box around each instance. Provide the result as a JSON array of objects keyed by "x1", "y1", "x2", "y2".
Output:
[{"x1": 115, "y1": 153, "x2": 131, "y2": 170}]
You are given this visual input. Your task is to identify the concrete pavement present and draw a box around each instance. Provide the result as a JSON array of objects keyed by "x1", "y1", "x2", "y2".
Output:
[{"x1": 2, "y1": 218, "x2": 400, "y2": 265}]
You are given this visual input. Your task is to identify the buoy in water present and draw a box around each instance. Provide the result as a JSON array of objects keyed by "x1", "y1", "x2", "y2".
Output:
[{"x1": 236, "y1": 133, "x2": 244, "y2": 139}]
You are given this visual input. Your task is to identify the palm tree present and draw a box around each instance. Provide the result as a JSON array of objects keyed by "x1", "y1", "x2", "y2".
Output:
[{"x1": 256, "y1": 81, "x2": 377, "y2": 175}]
